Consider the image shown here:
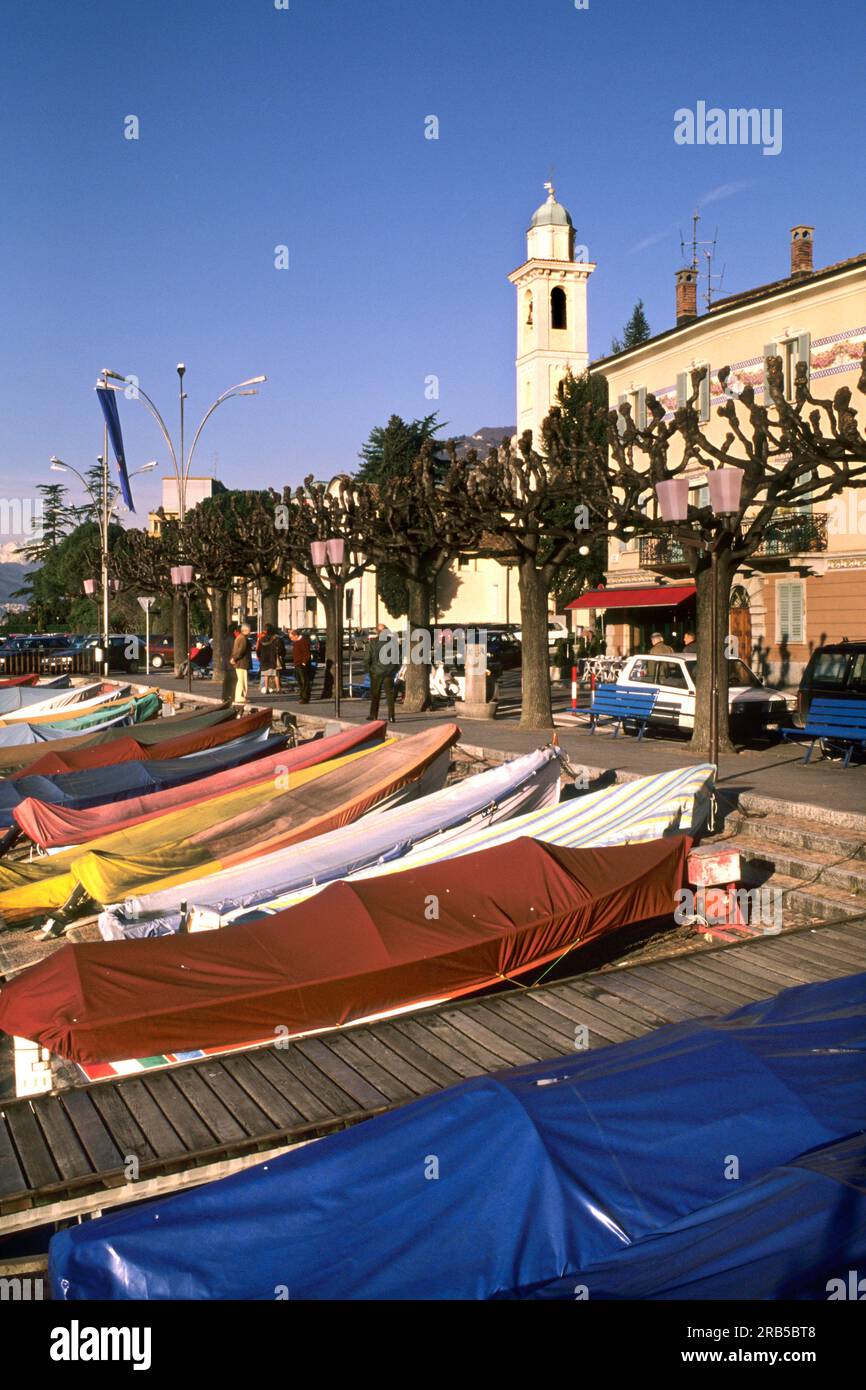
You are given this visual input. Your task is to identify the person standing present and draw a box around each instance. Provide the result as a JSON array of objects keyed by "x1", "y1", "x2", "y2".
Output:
[
  {"x1": 682, "y1": 631, "x2": 697, "y2": 651},
  {"x1": 650, "y1": 631, "x2": 674, "y2": 656},
  {"x1": 256, "y1": 624, "x2": 280, "y2": 695},
  {"x1": 288, "y1": 628, "x2": 313, "y2": 703},
  {"x1": 364, "y1": 623, "x2": 400, "y2": 723},
  {"x1": 230, "y1": 623, "x2": 252, "y2": 706}
]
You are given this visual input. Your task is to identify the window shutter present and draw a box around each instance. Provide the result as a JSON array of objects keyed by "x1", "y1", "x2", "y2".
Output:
[
  {"x1": 616, "y1": 392, "x2": 627, "y2": 436},
  {"x1": 797, "y1": 332, "x2": 811, "y2": 386},
  {"x1": 699, "y1": 367, "x2": 711, "y2": 422},
  {"x1": 676, "y1": 372, "x2": 688, "y2": 408},
  {"x1": 763, "y1": 342, "x2": 777, "y2": 401},
  {"x1": 777, "y1": 581, "x2": 804, "y2": 644},
  {"x1": 637, "y1": 386, "x2": 647, "y2": 429}
]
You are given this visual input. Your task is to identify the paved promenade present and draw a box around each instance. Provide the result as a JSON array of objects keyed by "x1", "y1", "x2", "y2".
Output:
[{"x1": 145, "y1": 670, "x2": 866, "y2": 820}]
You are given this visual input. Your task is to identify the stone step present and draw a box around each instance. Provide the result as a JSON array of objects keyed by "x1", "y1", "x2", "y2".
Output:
[
  {"x1": 730, "y1": 811, "x2": 866, "y2": 861},
  {"x1": 732, "y1": 835, "x2": 866, "y2": 899},
  {"x1": 737, "y1": 863, "x2": 866, "y2": 923}
]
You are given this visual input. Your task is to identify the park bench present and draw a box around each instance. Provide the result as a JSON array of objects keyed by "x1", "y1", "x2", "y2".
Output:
[
  {"x1": 781, "y1": 697, "x2": 866, "y2": 768},
  {"x1": 585, "y1": 685, "x2": 657, "y2": 739}
]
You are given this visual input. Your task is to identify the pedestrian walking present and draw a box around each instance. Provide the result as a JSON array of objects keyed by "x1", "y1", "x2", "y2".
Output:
[
  {"x1": 288, "y1": 629, "x2": 313, "y2": 703},
  {"x1": 229, "y1": 623, "x2": 252, "y2": 706},
  {"x1": 364, "y1": 623, "x2": 400, "y2": 723}
]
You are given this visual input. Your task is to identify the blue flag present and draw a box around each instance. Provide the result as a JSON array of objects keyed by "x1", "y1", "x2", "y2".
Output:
[{"x1": 96, "y1": 383, "x2": 135, "y2": 512}]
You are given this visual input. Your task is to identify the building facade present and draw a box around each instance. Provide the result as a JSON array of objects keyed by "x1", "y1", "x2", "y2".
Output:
[{"x1": 588, "y1": 229, "x2": 866, "y2": 681}]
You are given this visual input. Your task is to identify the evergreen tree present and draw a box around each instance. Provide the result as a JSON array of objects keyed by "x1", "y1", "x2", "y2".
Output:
[
  {"x1": 610, "y1": 299, "x2": 651, "y2": 355},
  {"x1": 357, "y1": 413, "x2": 445, "y2": 617},
  {"x1": 17, "y1": 483, "x2": 75, "y2": 566}
]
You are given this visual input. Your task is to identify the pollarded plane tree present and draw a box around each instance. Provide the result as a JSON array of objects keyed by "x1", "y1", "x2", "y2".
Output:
[
  {"x1": 278, "y1": 476, "x2": 369, "y2": 678},
  {"x1": 562, "y1": 349, "x2": 866, "y2": 757},
  {"x1": 352, "y1": 443, "x2": 484, "y2": 712},
  {"x1": 464, "y1": 424, "x2": 607, "y2": 731}
]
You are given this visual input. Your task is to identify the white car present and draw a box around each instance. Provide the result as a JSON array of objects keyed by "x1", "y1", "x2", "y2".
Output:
[{"x1": 617, "y1": 653, "x2": 788, "y2": 734}]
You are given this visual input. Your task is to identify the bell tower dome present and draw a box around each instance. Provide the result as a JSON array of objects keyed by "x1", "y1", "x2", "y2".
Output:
[{"x1": 508, "y1": 183, "x2": 596, "y2": 447}]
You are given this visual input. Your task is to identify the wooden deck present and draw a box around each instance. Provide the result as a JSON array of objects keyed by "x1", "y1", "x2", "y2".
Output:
[{"x1": 1, "y1": 917, "x2": 865, "y2": 1233}]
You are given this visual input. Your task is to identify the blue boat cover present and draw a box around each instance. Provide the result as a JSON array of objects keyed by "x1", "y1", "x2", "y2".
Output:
[
  {"x1": 0, "y1": 728, "x2": 283, "y2": 828},
  {"x1": 49, "y1": 970, "x2": 866, "y2": 1300}
]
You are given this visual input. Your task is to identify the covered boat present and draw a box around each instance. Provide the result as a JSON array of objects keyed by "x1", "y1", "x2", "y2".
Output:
[
  {"x1": 0, "y1": 724, "x2": 458, "y2": 924},
  {"x1": 113, "y1": 759, "x2": 709, "y2": 941},
  {"x1": 8, "y1": 706, "x2": 271, "y2": 781},
  {"x1": 12, "y1": 719, "x2": 385, "y2": 846},
  {"x1": 102, "y1": 746, "x2": 564, "y2": 937},
  {"x1": 0, "y1": 726, "x2": 284, "y2": 831},
  {"x1": 0, "y1": 681, "x2": 130, "y2": 724},
  {"x1": 0, "y1": 686, "x2": 161, "y2": 739},
  {"x1": 0, "y1": 674, "x2": 39, "y2": 687},
  {"x1": 47, "y1": 973, "x2": 866, "y2": 1300},
  {"x1": 0, "y1": 834, "x2": 690, "y2": 1063},
  {"x1": 0, "y1": 703, "x2": 234, "y2": 771}
]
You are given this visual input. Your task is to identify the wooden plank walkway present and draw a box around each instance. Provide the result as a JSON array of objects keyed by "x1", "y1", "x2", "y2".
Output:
[{"x1": 1, "y1": 918, "x2": 865, "y2": 1231}]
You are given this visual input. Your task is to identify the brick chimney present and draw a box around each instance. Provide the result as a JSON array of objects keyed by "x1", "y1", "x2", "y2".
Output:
[
  {"x1": 790, "y1": 225, "x2": 814, "y2": 277},
  {"x1": 675, "y1": 267, "x2": 697, "y2": 325}
]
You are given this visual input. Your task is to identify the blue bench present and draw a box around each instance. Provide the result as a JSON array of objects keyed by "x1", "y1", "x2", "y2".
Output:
[
  {"x1": 585, "y1": 686, "x2": 657, "y2": 739},
  {"x1": 782, "y1": 698, "x2": 866, "y2": 768}
]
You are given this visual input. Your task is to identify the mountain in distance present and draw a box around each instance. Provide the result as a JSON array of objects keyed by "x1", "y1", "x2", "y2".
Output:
[
  {"x1": 0, "y1": 541, "x2": 31, "y2": 605},
  {"x1": 445, "y1": 426, "x2": 515, "y2": 460}
]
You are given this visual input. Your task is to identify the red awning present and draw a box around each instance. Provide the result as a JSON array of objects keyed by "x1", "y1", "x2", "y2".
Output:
[{"x1": 568, "y1": 584, "x2": 696, "y2": 612}]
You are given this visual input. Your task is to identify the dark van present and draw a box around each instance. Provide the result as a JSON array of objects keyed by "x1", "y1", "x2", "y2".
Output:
[{"x1": 797, "y1": 641, "x2": 866, "y2": 721}]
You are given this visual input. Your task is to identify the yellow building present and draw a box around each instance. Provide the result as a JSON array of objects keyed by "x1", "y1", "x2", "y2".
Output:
[{"x1": 589, "y1": 227, "x2": 866, "y2": 681}]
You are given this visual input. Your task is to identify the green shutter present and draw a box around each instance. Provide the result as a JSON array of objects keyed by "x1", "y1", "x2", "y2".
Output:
[
  {"x1": 637, "y1": 387, "x2": 647, "y2": 429},
  {"x1": 699, "y1": 367, "x2": 711, "y2": 422},
  {"x1": 676, "y1": 372, "x2": 688, "y2": 407},
  {"x1": 616, "y1": 392, "x2": 627, "y2": 436}
]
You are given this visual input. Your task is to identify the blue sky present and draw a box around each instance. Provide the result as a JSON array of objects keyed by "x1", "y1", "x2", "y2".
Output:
[{"x1": 0, "y1": 0, "x2": 862, "y2": 526}]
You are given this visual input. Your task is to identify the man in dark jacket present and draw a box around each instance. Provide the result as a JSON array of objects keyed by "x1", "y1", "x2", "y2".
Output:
[
  {"x1": 288, "y1": 629, "x2": 313, "y2": 703},
  {"x1": 364, "y1": 623, "x2": 400, "y2": 722},
  {"x1": 229, "y1": 623, "x2": 252, "y2": 706}
]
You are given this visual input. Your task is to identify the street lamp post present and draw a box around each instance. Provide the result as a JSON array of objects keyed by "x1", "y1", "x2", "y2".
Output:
[
  {"x1": 51, "y1": 455, "x2": 157, "y2": 678},
  {"x1": 171, "y1": 565, "x2": 195, "y2": 694},
  {"x1": 100, "y1": 366, "x2": 266, "y2": 673},
  {"x1": 310, "y1": 538, "x2": 346, "y2": 719},
  {"x1": 654, "y1": 466, "x2": 744, "y2": 833}
]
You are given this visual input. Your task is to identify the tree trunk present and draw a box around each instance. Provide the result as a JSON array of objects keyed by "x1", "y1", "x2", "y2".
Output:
[
  {"x1": 518, "y1": 559, "x2": 553, "y2": 729},
  {"x1": 689, "y1": 544, "x2": 737, "y2": 758},
  {"x1": 172, "y1": 592, "x2": 187, "y2": 678},
  {"x1": 403, "y1": 577, "x2": 431, "y2": 713},
  {"x1": 211, "y1": 587, "x2": 229, "y2": 685},
  {"x1": 261, "y1": 574, "x2": 282, "y2": 630}
]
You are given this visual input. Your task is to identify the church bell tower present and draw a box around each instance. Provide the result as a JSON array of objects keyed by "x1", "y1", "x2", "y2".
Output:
[{"x1": 508, "y1": 183, "x2": 596, "y2": 446}]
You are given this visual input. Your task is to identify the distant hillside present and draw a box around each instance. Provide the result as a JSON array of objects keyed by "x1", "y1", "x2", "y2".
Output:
[
  {"x1": 447, "y1": 426, "x2": 515, "y2": 460},
  {"x1": 0, "y1": 560, "x2": 29, "y2": 604}
]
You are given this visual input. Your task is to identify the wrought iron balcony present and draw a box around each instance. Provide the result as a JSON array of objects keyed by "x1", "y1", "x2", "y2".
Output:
[
  {"x1": 638, "y1": 511, "x2": 828, "y2": 571},
  {"x1": 639, "y1": 534, "x2": 689, "y2": 569},
  {"x1": 753, "y1": 511, "x2": 828, "y2": 557}
]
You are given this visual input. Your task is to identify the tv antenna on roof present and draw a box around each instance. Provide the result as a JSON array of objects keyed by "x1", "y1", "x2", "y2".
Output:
[{"x1": 679, "y1": 209, "x2": 725, "y2": 309}]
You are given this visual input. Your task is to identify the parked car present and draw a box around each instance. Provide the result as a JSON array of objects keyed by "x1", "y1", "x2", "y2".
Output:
[
  {"x1": 797, "y1": 640, "x2": 866, "y2": 722},
  {"x1": 617, "y1": 653, "x2": 788, "y2": 736}
]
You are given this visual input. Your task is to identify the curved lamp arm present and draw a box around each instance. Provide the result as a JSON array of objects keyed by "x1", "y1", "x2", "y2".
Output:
[{"x1": 186, "y1": 377, "x2": 266, "y2": 478}]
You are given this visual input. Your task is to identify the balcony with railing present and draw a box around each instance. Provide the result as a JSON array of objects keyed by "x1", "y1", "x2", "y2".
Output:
[
  {"x1": 752, "y1": 511, "x2": 828, "y2": 558},
  {"x1": 639, "y1": 511, "x2": 828, "y2": 572}
]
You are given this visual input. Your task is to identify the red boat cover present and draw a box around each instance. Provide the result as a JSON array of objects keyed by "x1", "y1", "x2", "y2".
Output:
[
  {"x1": 13, "y1": 720, "x2": 386, "y2": 848},
  {"x1": 0, "y1": 675, "x2": 39, "y2": 687},
  {"x1": 0, "y1": 835, "x2": 690, "y2": 1064},
  {"x1": 7, "y1": 708, "x2": 274, "y2": 780}
]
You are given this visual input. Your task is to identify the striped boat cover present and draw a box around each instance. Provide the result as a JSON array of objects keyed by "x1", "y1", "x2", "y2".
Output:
[{"x1": 250, "y1": 762, "x2": 714, "y2": 917}]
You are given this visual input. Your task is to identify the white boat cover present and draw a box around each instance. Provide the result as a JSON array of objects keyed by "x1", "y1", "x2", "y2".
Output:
[{"x1": 100, "y1": 747, "x2": 563, "y2": 938}]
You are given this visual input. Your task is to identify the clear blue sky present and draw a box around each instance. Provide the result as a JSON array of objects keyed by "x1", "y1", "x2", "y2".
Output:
[{"x1": 1, "y1": 0, "x2": 862, "y2": 527}]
